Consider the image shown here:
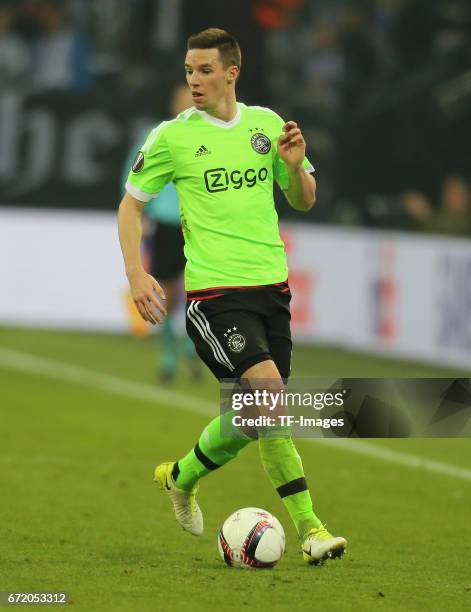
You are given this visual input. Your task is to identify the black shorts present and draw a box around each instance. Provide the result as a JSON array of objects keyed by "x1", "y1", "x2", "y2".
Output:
[
  {"x1": 149, "y1": 222, "x2": 185, "y2": 282},
  {"x1": 185, "y1": 281, "x2": 292, "y2": 380}
]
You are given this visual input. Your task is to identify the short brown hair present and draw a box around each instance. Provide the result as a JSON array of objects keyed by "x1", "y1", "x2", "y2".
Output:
[{"x1": 187, "y1": 28, "x2": 241, "y2": 70}]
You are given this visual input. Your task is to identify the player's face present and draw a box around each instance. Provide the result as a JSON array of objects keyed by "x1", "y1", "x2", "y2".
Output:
[{"x1": 185, "y1": 48, "x2": 235, "y2": 111}]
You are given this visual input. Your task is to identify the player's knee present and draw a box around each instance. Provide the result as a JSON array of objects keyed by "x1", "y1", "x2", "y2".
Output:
[{"x1": 239, "y1": 358, "x2": 281, "y2": 382}]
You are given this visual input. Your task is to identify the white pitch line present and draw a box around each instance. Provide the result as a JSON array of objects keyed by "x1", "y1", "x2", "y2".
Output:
[
  {"x1": 1, "y1": 346, "x2": 471, "y2": 483},
  {"x1": 314, "y1": 437, "x2": 471, "y2": 481},
  {"x1": 0, "y1": 346, "x2": 214, "y2": 417}
]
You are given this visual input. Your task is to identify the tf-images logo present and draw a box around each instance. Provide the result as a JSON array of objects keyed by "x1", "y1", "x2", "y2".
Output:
[{"x1": 251, "y1": 132, "x2": 271, "y2": 155}]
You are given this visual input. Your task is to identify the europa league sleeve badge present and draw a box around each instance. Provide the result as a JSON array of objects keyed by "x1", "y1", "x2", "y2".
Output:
[{"x1": 132, "y1": 151, "x2": 145, "y2": 173}]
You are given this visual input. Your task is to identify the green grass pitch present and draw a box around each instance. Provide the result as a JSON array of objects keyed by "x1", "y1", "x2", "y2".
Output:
[{"x1": 1, "y1": 327, "x2": 470, "y2": 611}]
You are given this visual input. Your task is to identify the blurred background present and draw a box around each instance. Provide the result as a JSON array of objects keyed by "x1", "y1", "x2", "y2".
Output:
[{"x1": 0, "y1": 0, "x2": 470, "y2": 371}]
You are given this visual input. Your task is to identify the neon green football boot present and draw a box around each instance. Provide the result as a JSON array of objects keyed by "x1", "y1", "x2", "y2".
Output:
[
  {"x1": 301, "y1": 525, "x2": 347, "y2": 565},
  {"x1": 154, "y1": 462, "x2": 203, "y2": 536}
]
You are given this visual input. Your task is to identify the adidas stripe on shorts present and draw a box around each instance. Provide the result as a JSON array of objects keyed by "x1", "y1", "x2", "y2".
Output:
[{"x1": 185, "y1": 281, "x2": 292, "y2": 380}]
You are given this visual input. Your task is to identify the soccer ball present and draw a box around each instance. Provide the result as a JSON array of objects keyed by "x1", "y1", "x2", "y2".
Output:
[{"x1": 218, "y1": 507, "x2": 285, "y2": 568}]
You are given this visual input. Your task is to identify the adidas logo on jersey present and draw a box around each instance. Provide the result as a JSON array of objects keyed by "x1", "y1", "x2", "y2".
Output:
[{"x1": 195, "y1": 145, "x2": 211, "y2": 157}]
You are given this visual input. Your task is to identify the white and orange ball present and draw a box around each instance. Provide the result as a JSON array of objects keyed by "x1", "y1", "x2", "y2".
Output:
[{"x1": 218, "y1": 507, "x2": 285, "y2": 569}]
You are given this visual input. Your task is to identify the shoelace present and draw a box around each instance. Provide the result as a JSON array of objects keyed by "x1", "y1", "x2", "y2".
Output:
[
  {"x1": 159, "y1": 468, "x2": 199, "y2": 516},
  {"x1": 312, "y1": 525, "x2": 332, "y2": 541}
]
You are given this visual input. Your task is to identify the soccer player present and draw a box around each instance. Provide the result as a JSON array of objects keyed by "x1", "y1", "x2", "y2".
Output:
[{"x1": 118, "y1": 28, "x2": 347, "y2": 564}]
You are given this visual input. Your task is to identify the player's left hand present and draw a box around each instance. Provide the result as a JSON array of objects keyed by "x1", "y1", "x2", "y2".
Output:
[{"x1": 277, "y1": 121, "x2": 306, "y2": 168}]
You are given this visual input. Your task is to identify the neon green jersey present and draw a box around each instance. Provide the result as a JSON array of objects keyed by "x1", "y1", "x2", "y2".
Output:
[{"x1": 125, "y1": 102, "x2": 314, "y2": 291}]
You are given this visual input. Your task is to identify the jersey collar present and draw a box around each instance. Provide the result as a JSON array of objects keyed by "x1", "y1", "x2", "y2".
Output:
[{"x1": 195, "y1": 104, "x2": 241, "y2": 129}]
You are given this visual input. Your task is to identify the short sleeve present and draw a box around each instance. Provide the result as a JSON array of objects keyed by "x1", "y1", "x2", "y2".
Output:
[
  {"x1": 271, "y1": 113, "x2": 315, "y2": 190},
  {"x1": 125, "y1": 122, "x2": 175, "y2": 202}
]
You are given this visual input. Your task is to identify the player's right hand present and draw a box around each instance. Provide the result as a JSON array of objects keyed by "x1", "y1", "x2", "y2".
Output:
[{"x1": 127, "y1": 269, "x2": 167, "y2": 324}]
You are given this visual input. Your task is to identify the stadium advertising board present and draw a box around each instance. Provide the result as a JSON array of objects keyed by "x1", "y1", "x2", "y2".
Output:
[{"x1": 0, "y1": 209, "x2": 470, "y2": 368}]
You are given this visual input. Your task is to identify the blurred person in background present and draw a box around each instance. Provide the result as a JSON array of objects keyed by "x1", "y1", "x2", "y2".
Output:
[
  {"x1": 426, "y1": 175, "x2": 471, "y2": 237},
  {"x1": 399, "y1": 175, "x2": 471, "y2": 237},
  {"x1": 0, "y1": 4, "x2": 31, "y2": 88},
  {"x1": 32, "y1": 0, "x2": 93, "y2": 91},
  {"x1": 400, "y1": 190, "x2": 433, "y2": 232},
  {"x1": 301, "y1": 22, "x2": 345, "y2": 115},
  {"x1": 124, "y1": 84, "x2": 201, "y2": 383}
]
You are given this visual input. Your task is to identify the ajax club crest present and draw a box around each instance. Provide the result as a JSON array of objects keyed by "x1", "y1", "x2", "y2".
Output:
[
  {"x1": 224, "y1": 327, "x2": 246, "y2": 353},
  {"x1": 250, "y1": 132, "x2": 271, "y2": 155}
]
